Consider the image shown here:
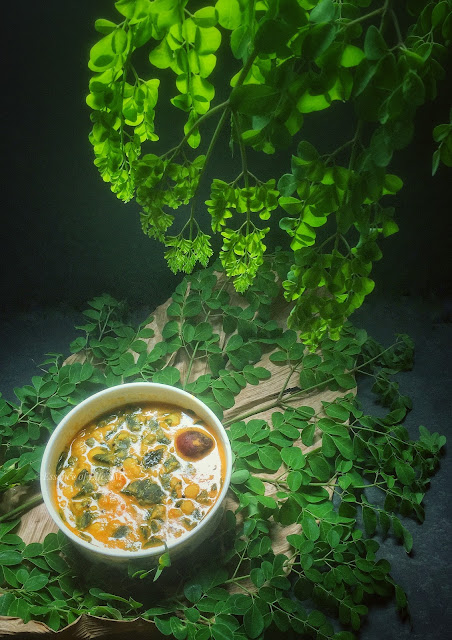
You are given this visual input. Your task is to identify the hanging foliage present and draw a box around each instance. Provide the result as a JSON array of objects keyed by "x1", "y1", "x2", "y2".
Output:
[{"x1": 87, "y1": 0, "x2": 451, "y2": 346}]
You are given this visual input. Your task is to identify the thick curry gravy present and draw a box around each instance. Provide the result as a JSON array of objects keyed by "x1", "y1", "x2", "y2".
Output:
[{"x1": 54, "y1": 403, "x2": 225, "y2": 551}]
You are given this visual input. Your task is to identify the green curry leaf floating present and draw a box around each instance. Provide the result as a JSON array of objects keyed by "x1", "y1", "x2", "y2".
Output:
[
  {"x1": 0, "y1": 267, "x2": 446, "y2": 636},
  {"x1": 87, "y1": 0, "x2": 451, "y2": 347}
]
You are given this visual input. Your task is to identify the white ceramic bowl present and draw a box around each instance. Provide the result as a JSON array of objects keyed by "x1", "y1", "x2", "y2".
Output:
[{"x1": 40, "y1": 382, "x2": 232, "y2": 565}]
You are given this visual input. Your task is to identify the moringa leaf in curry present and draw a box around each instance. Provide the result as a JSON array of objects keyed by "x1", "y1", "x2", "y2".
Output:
[{"x1": 121, "y1": 479, "x2": 165, "y2": 506}]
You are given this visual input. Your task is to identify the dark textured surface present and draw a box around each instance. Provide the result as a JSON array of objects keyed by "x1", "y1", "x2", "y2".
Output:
[
  {"x1": 0, "y1": 295, "x2": 450, "y2": 639},
  {"x1": 353, "y1": 296, "x2": 452, "y2": 640}
]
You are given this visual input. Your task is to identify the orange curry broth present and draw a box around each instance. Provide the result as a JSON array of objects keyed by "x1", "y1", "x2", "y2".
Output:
[{"x1": 53, "y1": 403, "x2": 226, "y2": 551}]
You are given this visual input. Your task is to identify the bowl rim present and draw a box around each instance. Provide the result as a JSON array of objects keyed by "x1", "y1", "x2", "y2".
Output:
[{"x1": 40, "y1": 381, "x2": 232, "y2": 560}]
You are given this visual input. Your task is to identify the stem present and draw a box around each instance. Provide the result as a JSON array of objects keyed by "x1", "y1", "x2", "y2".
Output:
[
  {"x1": 235, "y1": 50, "x2": 258, "y2": 88},
  {"x1": 98, "y1": 306, "x2": 114, "y2": 341},
  {"x1": 233, "y1": 113, "x2": 249, "y2": 187},
  {"x1": 183, "y1": 342, "x2": 199, "y2": 389},
  {"x1": 351, "y1": 424, "x2": 409, "y2": 446},
  {"x1": 224, "y1": 397, "x2": 282, "y2": 425},
  {"x1": 340, "y1": 234, "x2": 352, "y2": 255},
  {"x1": 163, "y1": 100, "x2": 230, "y2": 160},
  {"x1": 317, "y1": 234, "x2": 336, "y2": 253},
  {"x1": 277, "y1": 363, "x2": 299, "y2": 402},
  {"x1": 348, "y1": 121, "x2": 362, "y2": 173},
  {"x1": 323, "y1": 138, "x2": 355, "y2": 163},
  {"x1": 162, "y1": 49, "x2": 256, "y2": 162},
  {"x1": 391, "y1": 9, "x2": 404, "y2": 47},
  {"x1": 187, "y1": 106, "x2": 230, "y2": 228},
  {"x1": 343, "y1": 6, "x2": 385, "y2": 28},
  {"x1": 224, "y1": 574, "x2": 252, "y2": 584},
  {"x1": 231, "y1": 546, "x2": 248, "y2": 580},
  {"x1": 225, "y1": 339, "x2": 403, "y2": 425},
  {"x1": 334, "y1": 119, "x2": 363, "y2": 251},
  {"x1": 232, "y1": 111, "x2": 252, "y2": 245},
  {"x1": 0, "y1": 493, "x2": 43, "y2": 522}
]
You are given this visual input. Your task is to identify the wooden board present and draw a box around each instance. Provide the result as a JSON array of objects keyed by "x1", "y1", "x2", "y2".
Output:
[{"x1": 1, "y1": 280, "x2": 355, "y2": 636}]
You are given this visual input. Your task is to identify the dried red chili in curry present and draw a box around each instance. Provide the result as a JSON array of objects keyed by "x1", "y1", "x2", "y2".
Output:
[{"x1": 54, "y1": 403, "x2": 225, "y2": 551}]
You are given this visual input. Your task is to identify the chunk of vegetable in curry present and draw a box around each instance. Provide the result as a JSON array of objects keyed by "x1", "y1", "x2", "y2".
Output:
[{"x1": 54, "y1": 403, "x2": 225, "y2": 551}]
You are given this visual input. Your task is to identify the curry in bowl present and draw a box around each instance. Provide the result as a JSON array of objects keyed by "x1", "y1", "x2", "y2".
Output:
[{"x1": 54, "y1": 403, "x2": 226, "y2": 551}]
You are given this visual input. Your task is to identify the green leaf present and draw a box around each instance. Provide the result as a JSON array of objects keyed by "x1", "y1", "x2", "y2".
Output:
[
  {"x1": 309, "y1": 0, "x2": 336, "y2": 24},
  {"x1": 279, "y1": 496, "x2": 301, "y2": 525},
  {"x1": 303, "y1": 354, "x2": 321, "y2": 368},
  {"x1": 258, "y1": 445, "x2": 282, "y2": 471},
  {"x1": 0, "y1": 551, "x2": 22, "y2": 566},
  {"x1": 301, "y1": 513, "x2": 320, "y2": 541},
  {"x1": 183, "y1": 299, "x2": 203, "y2": 317},
  {"x1": 152, "y1": 367, "x2": 181, "y2": 386},
  {"x1": 297, "y1": 91, "x2": 331, "y2": 114},
  {"x1": 246, "y1": 476, "x2": 266, "y2": 495},
  {"x1": 308, "y1": 455, "x2": 331, "y2": 482},
  {"x1": 89, "y1": 34, "x2": 116, "y2": 72},
  {"x1": 195, "y1": 26, "x2": 222, "y2": 55},
  {"x1": 334, "y1": 436, "x2": 355, "y2": 460},
  {"x1": 402, "y1": 526, "x2": 413, "y2": 553},
  {"x1": 193, "y1": 323, "x2": 214, "y2": 342},
  {"x1": 287, "y1": 471, "x2": 303, "y2": 491},
  {"x1": 281, "y1": 446, "x2": 306, "y2": 470},
  {"x1": 170, "y1": 615, "x2": 187, "y2": 640},
  {"x1": 395, "y1": 460, "x2": 415, "y2": 485},
  {"x1": 432, "y1": 148, "x2": 441, "y2": 176},
  {"x1": 231, "y1": 24, "x2": 251, "y2": 59},
  {"x1": 193, "y1": 7, "x2": 218, "y2": 28},
  {"x1": 231, "y1": 469, "x2": 250, "y2": 484},
  {"x1": 212, "y1": 386, "x2": 235, "y2": 409},
  {"x1": 24, "y1": 573, "x2": 49, "y2": 591},
  {"x1": 95, "y1": 19, "x2": 118, "y2": 35},
  {"x1": 341, "y1": 45, "x2": 365, "y2": 68},
  {"x1": 395, "y1": 584, "x2": 407, "y2": 610},
  {"x1": 402, "y1": 70, "x2": 425, "y2": 106},
  {"x1": 278, "y1": 174, "x2": 298, "y2": 197},
  {"x1": 149, "y1": 39, "x2": 173, "y2": 69},
  {"x1": 243, "y1": 604, "x2": 264, "y2": 639},
  {"x1": 324, "y1": 404, "x2": 349, "y2": 421},
  {"x1": 215, "y1": 0, "x2": 241, "y2": 30},
  {"x1": 322, "y1": 432, "x2": 336, "y2": 457},
  {"x1": 364, "y1": 25, "x2": 387, "y2": 60},
  {"x1": 21, "y1": 543, "x2": 43, "y2": 559},
  {"x1": 70, "y1": 337, "x2": 87, "y2": 353},
  {"x1": 45, "y1": 553, "x2": 69, "y2": 573},
  {"x1": 112, "y1": 28, "x2": 128, "y2": 54},
  {"x1": 327, "y1": 528, "x2": 341, "y2": 548},
  {"x1": 230, "y1": 85, "x2": 280, "y2": 116},
  {"x1": 362, "y1": 506, "x2": 377, "y2": 536},
  {"x1": 212, "y1": 623, "x2": 235, "y2": 640},
  {"x1": 303, "y1": 23, "x2": 336, "y2": 60},
  {"x1": 302, "y1": 423, "x2": 316, "y2": 446},
  {"x1": 184, "y1": 581, "x2": 203, "y2": 604},
  {"x1": 226, "y1": 334, "x2": 243, "y2": 352},
  {"x1": 162, "y1": 321, "x2": 179, "y2": 338},
  {"x1": 334, "y1": 373, "x2": 356, "y2": 390},
  {"x1": 182, "y1": 323, "x2": 196, "y2": 343}
]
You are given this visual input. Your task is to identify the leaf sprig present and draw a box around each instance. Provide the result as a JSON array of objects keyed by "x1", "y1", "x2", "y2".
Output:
[
  {"x1": 0, "y1": 260, "x2": 446, "y2": 637},
  {"x1": 87, "y1": 0, "x2": 451, "y2": 345}
]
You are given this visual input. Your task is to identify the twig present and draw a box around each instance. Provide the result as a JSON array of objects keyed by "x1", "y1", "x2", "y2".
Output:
[{"x1": 0, "y1": 493, "x2": 43, "y2": 522}]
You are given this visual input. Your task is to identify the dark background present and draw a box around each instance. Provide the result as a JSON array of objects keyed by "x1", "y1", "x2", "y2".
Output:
[
  {"x1": 1, "y1": 2, "x2": 451, "y2": 638},
  {"x1": 2, "y1": 0, "x2": 451, "y2": 310}
]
